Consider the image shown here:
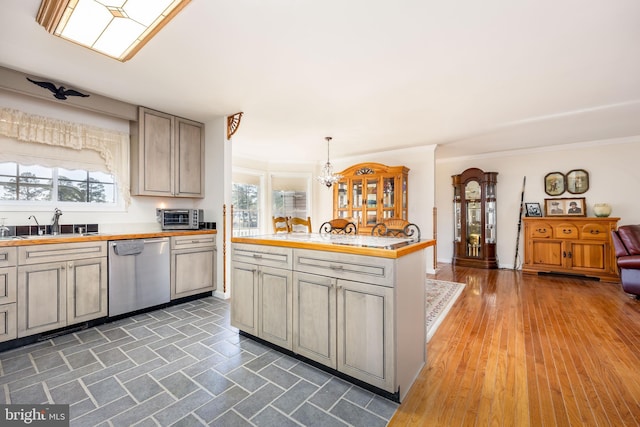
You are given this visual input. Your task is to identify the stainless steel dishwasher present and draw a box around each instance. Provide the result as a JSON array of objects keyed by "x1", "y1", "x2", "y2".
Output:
[{"x1": 108, "y1": 237, "x2": 170, "y2": 316}]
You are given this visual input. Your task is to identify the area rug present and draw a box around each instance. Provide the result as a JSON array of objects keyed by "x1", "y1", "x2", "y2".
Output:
[{"x1": 425, "y1": 279, "x2": 465, "y2": 342}]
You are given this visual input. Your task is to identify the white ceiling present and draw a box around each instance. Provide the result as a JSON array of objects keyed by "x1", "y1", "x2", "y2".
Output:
[{"x1": 1, "y1": 0, "x2": 639, "y2": 162}]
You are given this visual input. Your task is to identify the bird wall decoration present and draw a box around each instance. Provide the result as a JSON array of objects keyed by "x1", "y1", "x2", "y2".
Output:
[{"x1": 26, "y1": 77, "x2": 90, "y2": 100}]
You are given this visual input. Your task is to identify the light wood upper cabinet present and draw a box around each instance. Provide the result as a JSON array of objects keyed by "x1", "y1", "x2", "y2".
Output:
[
  {"x1": 333, "y1": 163, "x2": 409, "y2": 235},
  {"x1": 131, "y1": 107, "x2": 204, "y2": 198}
]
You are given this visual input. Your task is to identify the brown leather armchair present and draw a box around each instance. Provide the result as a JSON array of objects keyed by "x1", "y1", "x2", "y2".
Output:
[{"x1": 611, "y1": 225, "x2": 640, "y2": 298}]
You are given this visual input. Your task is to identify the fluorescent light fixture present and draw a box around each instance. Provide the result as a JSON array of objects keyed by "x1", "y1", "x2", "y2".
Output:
[{"x1": 36, "y1": 0, "x2": 191, "y2": 62}]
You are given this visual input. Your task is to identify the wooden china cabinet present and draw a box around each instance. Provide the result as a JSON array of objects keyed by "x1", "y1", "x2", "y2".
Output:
[
  {"x1": 452, "y1": 168, "x2": 498, "y2": 268},
  {"x1": 332, "y1": 163, "x2": 409, "y2": 235}
]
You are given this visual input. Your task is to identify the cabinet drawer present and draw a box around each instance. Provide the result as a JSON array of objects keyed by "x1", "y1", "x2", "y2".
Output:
[
  {"x1": 579, "y1": 223, "x2": 609, "y2": 240},
  {"x1": 232, "y1": 244, "x2": 292, "y2": 269},
  {"x1": 294, "y1": 248, "x2": 394, "y2": 287},
  {"x1": 19, "y1": 241, "x2": 107, "y2": 265},
  {"x1": 553, "y1": 223, "x2": 578, "y2": 239},
  {"x1": 171, "y1": 234, "x2": 215, "y2": 249},
  {"x1": 528, "y1": 223, "x2": 552, "y2": 239},
  {"x1": 0, "y1": 247, "x2": 17, "y2": 268}
]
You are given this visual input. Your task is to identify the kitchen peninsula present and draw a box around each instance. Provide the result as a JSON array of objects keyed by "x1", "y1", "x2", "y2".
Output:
[{"x1": 230, "y1": 233, "x2": 435, "y2": 402}]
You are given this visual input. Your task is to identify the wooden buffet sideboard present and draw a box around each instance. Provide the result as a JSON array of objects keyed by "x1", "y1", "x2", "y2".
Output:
[{"x1": 522, "y1": 217, "x2": 620, "y2": 282}]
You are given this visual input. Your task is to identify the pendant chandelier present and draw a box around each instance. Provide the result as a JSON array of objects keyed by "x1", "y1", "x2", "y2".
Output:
[{"x1": 317, "y1": 137, "x2": 342, "y2": 188}]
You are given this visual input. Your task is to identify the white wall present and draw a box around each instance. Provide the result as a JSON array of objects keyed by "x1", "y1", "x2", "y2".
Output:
[{"x1": 436, "y1": 136, "x2": 640, "y2": 269}]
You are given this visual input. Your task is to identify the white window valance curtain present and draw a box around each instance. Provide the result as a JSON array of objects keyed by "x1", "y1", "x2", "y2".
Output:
[{"x1": 0, "y1": 107, "x2": 130, "y2": 206}]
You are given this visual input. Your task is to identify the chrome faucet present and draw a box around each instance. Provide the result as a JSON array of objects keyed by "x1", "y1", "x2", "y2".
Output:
[
  {"x1": 0, "y1": 218, "x2": 8, "y2": 238},
  {"x1": 28, "y1": 215, "x2": 44, "y2": 235},
  {"x1": 51, "y1": 208, "x2": 62, "y2": 235}
]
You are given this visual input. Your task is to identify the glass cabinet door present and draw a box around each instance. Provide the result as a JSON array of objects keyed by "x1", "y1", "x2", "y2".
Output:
[
  {"x1": 485, "y1": 182, "x2": 496, "y2": 244},
  {"x1": 351, "y1": 179, "x2": 363, "y2": 227},
  {"x1": 382, "y1": 176, "x2": 395, "y2": 218},
  {"x1": 365, "y1": 178, "x2": 378, "y2": 225},
  {"x1": 337, "y1": 181, "x2": 348, "y2": 209},
  {"x1": 465, "y1": 181, "x2": 482, "y2": 257},
  {"x1": 401, "y1": 175, "x2": 408, "y2": 219},
  {"x1": 454, "y1": 186, "x2": 461, "y2": 242}
]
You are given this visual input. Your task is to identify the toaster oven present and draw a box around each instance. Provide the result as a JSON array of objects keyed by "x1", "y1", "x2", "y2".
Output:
[{"x1": 158, "y1": 209, "x2": 202, "y2": 230}]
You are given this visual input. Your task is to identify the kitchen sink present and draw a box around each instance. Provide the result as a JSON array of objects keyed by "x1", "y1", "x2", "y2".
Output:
[{"x1": 18, "y1": 233, "x2": 100, "y2": 239}]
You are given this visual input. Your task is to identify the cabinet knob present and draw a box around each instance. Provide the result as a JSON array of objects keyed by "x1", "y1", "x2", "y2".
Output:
[
  {"x1": 329, "y1": 264, "x2": 344, "y2": 271},
  {"x1": 590, "y1": 230, "x2": 600, "y2": 235},
  {"x1": 562, "y1": 229, "x2": 572, "y2": 234},
  {"x1": 563, "y1": 251, "x2": 566, "y2": 258}
]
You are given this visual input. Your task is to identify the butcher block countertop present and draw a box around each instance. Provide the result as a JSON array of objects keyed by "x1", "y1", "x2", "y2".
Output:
[
  {"x1": 0, "y1": 229, "x2": 216, "y2": 247},
  {"x1": 232, "y1": 233, "x2": 435, "y2": 259}
]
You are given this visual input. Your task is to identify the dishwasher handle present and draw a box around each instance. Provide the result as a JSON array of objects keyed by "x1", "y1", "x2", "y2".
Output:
[{"x1": 112, "y1": 240, "x2": 145, "y2": 256}]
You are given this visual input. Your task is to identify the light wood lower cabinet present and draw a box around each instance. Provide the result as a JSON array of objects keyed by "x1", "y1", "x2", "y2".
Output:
[
  {"x1": 523, "y1": 217, "x2": 620, "y2": 282},
  {"x1": 231, "y1": 244, "x2": 293, "y2": 350},
  {"x1": 292, "y1": 272, "x2": 395, "y2": 391},
  {"x1": 232, "y1": 243, "x2": 425, "y2": 400},
  {"x1": 171, "y1": 234, "x2": 216, "y2": 299},
  {"x1": 17, "y1": 242, "x2": 107, "y2": 338},
  {"x1": 0, "y1": 247, "x2": 17, "y2": 342}
]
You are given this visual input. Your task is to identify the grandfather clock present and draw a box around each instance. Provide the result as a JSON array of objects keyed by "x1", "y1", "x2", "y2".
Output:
[{"x1": 452, "y1": 168, "x2": 498, "y2": 268}]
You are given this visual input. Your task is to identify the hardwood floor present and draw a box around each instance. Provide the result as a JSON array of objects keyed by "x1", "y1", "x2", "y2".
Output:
[{"x1": 389, "y1": 264, "x2": 640, "y2": 427}]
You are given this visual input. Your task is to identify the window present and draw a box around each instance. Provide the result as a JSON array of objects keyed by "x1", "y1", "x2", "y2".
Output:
[
  {"x1": 272, "y1": 191, "x2": 307, "y2": 218},
  {"x1": 271, "y1": 174, "x2": 310, "y2": 220},
  {"x1": 0, "y1": 162, "x2": 116, "y2": 204},
  {"x1": 232, "y1": 182, "x2": 260, "y2": 237}
]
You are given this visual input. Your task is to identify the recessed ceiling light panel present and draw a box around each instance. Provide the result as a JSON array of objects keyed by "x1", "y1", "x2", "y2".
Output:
[{"x1": 36, "y1": 0, "x2": 191, "y2": 62}]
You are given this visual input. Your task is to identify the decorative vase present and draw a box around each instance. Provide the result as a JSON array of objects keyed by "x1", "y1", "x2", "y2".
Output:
[{"x1": 593, "y1": 203, "x2": 612, "y2": 217}]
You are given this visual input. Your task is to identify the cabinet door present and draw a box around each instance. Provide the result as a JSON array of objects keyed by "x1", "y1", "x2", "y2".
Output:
[
  {"x1": 0, "y1": 303, "x2": 17, "y2": 342},
  {"x1": 0, "y1": 266, "x2": 17, "y2": 305},
  {"x1": 140, "y1": 108, "x2": 174, "y2": 195},
  {"x1": 175, "y1": 117, "x2": 204, "y2": 197},
  {"x1": 172, "y1": 247, "x2": 215, "y2": 299},
  {"x1": 568, "y1": 241, "x2": 607, "y2": 273},
  {"x1": 230, "y1": 261, "x2": 258, "y2": 335},
  {"x1": 337, "y1": 279, "x2": 395, "y2": 391},
  {"x1": 67, "y1": 257, "x2": 107, "y2": 324},
  {"x1": 259, "y1": 265, "x2": 293, "y2": 350},
  {"x1": 293, "y1": 272, "x2": 336, "y2": 368},
  {"x1": 529, "y1": 240, "x2": 564, "y2": 268},
  {"x1": 18, "y1": 262, "x2": 66, "y2": 337}
]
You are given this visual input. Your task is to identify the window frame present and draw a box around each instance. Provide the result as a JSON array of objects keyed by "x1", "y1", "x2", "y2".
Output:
[{"x1": 0, "y1": 161, "x2": 122, "y2": 212}]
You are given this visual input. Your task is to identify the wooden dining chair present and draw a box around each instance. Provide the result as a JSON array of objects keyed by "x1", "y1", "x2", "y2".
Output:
[
  {"x1": 272, "y1": 216, "x2": 290, "y2": 233},
  {"x1": 319, "y1": 218, "x2": 357, "y2": 235},
  {"x1": 289, "y1": 216, "x2": 312, "y2": 233},
  {"x1": 371, "y1": 218, "x2": 420, "y2": 240}
]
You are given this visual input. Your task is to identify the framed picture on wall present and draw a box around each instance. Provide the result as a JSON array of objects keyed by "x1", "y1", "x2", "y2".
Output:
[
  {"x1": 566, "y1": 169, "x2": 589, "y2": 194},
  {"x1": 544, "y1": 172, "x2": 565, "y2": 196}
]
